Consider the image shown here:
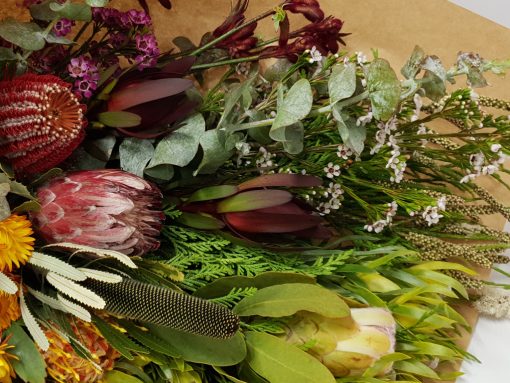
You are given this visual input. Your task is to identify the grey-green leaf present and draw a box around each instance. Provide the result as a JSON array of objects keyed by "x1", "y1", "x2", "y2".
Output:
[
  {"x1": 367, "y1": 58, "x2": 401, "y2": 121},
  {"x1": 195, "y1": 130, "x2": 236, "y2": 175},
  {"x1": 148, "y1": 113, "x2": 205, "y2": 169},
  {"x1": 334, "y1": 106, "x2": 366, "y2": 156},
  {"x1": 271, "y1": 79, "x2": 312, "y2": 135},
  {"x1": 233, "y1": 283, "x2": 350, "y2": 318},
  {"x1": 49, "y1": 2, "x2": 92, "y2": 21},
  {"x1": 119, "y1": 138, "x2": 154, "y2": 178},
  {"x1": 245, "y1": 332, "x2": 336, "y2": 383},
  {"x1": 0, "y1": 19, "x2": 45, "y2": 51},
  {"x1": 0, "y1": 47, "x2": 17, "y2": 61},
  {"x1": 401, "y1": 45, "x2": 426, "y2": 79},
  {"x1": 329, "y1": 63, "x2": 356, "y2": 104}
]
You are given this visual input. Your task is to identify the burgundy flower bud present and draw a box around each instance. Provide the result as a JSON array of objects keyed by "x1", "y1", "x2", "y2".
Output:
[
  {"x1": 31, "y1": 170, "x2": 164, "y2": 256},
  {"x1": 284, "y1": 0, "x2": 325, "y2": 22}
]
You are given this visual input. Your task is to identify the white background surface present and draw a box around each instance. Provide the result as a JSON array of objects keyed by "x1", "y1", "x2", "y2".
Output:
[{"x1": 447, "y1": 2, "x2": 510, "y2": 382}]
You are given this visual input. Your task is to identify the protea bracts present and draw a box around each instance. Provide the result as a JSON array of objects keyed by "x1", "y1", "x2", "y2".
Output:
[
  {"x1": 105, "y1": 57, "x2": 196, "y2": 138},
  {"x1": 30, "y1": 169, "x2": 164, "y2": 255},
  {"x1": 0, "y1": 74, "x2": 86, "y2": 176},
  {"x1": 179, "y1": 173, "x2": 333, "y2": 240},
  {"x1": 284, "y1": 308, "x2": 396, "y2": 377}
]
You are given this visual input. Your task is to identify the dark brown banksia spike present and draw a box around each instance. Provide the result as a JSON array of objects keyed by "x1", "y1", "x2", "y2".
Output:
[{"x1": 82, "y1": 278, "x2": 240, "y2": 339}]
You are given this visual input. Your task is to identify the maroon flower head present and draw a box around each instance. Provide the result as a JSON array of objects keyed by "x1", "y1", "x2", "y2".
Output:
[
  {"x1": 284, "y1": 0, "x2": 325, "y2": 22},
  {"x1": 0, "y1": 74, "x2": 86, "y2": 176},
  {"x1": 31, "y1": 169, "x2": 164, "y2": 256}
]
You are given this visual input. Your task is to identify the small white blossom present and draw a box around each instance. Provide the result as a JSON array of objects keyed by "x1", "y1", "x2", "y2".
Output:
[
  {"x1": 469, "y1": 89, "x2": 479, "y2": 101},
  {"x1": 482, "y1": 164, "x2": 498, "y2": 175},
  {"x1": 491, "y1": 143, "x2": 502, "y2": 153},
  {"x1": 256, "y1": 147, "x2": 275, "y2": 171},
  {"x1": 497, "y1": 152, "x2": 507, "y2": 164},
  {"x1": 327, "y1": 182, "x2": 344, "y2": 198},
  {"x1": 235, "y1": 142, "x2": 251, "y2": 156},
  {"x1": 469, "y1": 152, "x2": 485, "y2": 169},
  {"x1": 437, "y1": 196, "x2": 447, "y2": 211},
  {"x1": 356, "y1": 51, "x2": 367, "y2": 65},
  {"x1": 411, "y1": 93, "x2": 423, "y2": 121},
  {"x1": 337, "y1": 144, "x2": 353, "y2": 160},
  {"x1": 308, "y1": 46, "x2": 323, "y2": 64},
  {"x1": 329, "y1": 197, "x2": 341, "y2": 210},
  {"x1": 318, "y1": 202, "x2": 332, "y2": 215},
  {"x1": 324, "y1": 162, "x2": 341, "y2": 179},
  {"x1": 364, "y1": 219, "x2": 387, "y2": 233},
  {"x1": 460, "y1": 172, "x2": 477, "y2": 184},
  {"x1": 356, "y1": 111, "x2": 373, "y2": 127},
  {"x1": 422, "y1": 206, "x2": 443, "y2": 226}
]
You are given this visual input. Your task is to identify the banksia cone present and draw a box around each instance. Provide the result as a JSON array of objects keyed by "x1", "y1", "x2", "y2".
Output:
[
  {"x1": 82, "y1": 278, "x2": 240, "y2": 339},
  {"x1": 31, "y1": 169, "x2": 164, "y2": 255},
  {"x1": 42, "y1": 320, "x2": 120, "y2": 383},
  {"x1": 0, "y1": 74, "x2": 86, "y2": 176}
]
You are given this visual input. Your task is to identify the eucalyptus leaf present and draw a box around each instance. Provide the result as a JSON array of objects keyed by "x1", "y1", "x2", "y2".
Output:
[
  {"x1": 119, "y1": 138, "x2": 154, "y2": 177},
  {"x1": 456, "y1": 52, "x2": 488, "y2": 88},
  {"x1": 367, "y1": 58, "x2": 401, "y2": 121},
  {"x1": 85, "y1": 135, "x2": 117, "y2": 162},
  {"x1": 401, "y1": 45, "x2": 426, "y2": 79},
  {"x1": 4, "y1": 322, "x2": 47, "y2": 383},
  {"x1": 221, "y1": 76, "x2": 257, "y2": 128},
  {"x1": 334, "y1": 106, "x2": 366, "y2": 156},
  {"x1": 195, "y1": 130, "x2": 236, "y2": 175},
  {"x1": 144, "y1": 164, "x2": 174, "y2": 181},
  {"x1": 421, "y1": 71, "x2": 446, "y2": 101},
  {"x1": 44, "y1": 33, "x2": 73, "y2": 45},
  {"x1": 0, "y1": 19, "x2": 45, "y2": 51},
  {"x1": 0, "y1": 47, "x2": 17, "y2": 61},
  {"x1": 49, "y1": 2, "x2": 92, "y2": 21},
  {"x1": 148, "y1": 113, "x2": 205, "y2": 169},
  {"x1": 86, "y1": 0, "x2": 109, "y2": 6},
  {"x1": 233, "y1": 283, "x2": 350, "y2": 318},
  {"x1": 329, "y1": 63, "x2": 357, "y2": 104},
  {"x1": 263, "y1": 59, "x2": 293, "y2": 83},
  {"x1": 245, "y1": 332, "x2": 336, "y2": 383},
  {"x1": 422, "y1": 55, "x2": 447, "y2": 82},
  {"x1": 194, "y1": 272, "x2": 316, "y2": 299},
  {"x1": 29, "y1": 2, "x2": 58, "y2": 21},
  {"x1": 147, "y1": 325, "x2": 247, "y2": 366}
]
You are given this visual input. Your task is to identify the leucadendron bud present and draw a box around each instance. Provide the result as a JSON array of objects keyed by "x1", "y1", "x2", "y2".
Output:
[{"x1": 283, "y1": 308, "x2": 396, "y2": 377}]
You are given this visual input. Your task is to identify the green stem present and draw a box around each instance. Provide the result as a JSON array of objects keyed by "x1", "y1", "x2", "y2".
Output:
[
  {"x1": 189, "y1": 5, "x2": 282, "y2": 56},
  {"x1": 191, "y1": 55, "x2": 260, "y2": 70}
]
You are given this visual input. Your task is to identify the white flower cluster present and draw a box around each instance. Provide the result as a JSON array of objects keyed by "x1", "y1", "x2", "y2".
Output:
[
  {"x1": 307, "y1": 46, "x2": 323, "y2": 64},
  {"x1": 364, "y1": 201, "x2": 398, "y2": 233},
  {"x1": 460, "y1": 144, "x2": 507, "y2": 183},
  {"x1": 356, "y1": 111, "x2": 373, "y2": 127},
  {"x1": 317, "y1": 182, "x2": 344, "y2": 215},
  {"x1": 256, "y1": 147, "x2": 276, "y2": 172},
  {"x1": 235, "y1": 141, "x2": 251, "y2": 166},
  {"x1": 409, "y1": 196, "x2": 446, "y2": 226},
  {"x1": 416, "y1": 123, "x2": 428, "y2": 147}
]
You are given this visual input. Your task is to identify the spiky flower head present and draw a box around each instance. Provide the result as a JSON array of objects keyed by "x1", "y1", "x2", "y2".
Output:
[
  {"x1": 0, "y1": 336, "x2": 17, "y2": 383},
  {"x1": 0, "y1": 290, "x2": 20, "y2": 332},
  {"x1": 0, "y1": 74, "x2": 87, "y2": 176},
  {"x1": 42, "y1": 320, "x2": 120, "y2": 383},
  {"x1": 83, "y1": 278, "x2": 240, "y2": 338},
  {"x1": 31, "y1": 169, "x2": 164, "y2": 256},
  {"x1": 0, "y1": 214, "x2": 34, "y2": 272}
]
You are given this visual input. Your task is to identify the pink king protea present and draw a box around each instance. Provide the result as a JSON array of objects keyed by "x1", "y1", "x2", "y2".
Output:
[
  {"x1": 31, "y1": 170, "x2": 164, "y2": 255},
  {"x1": 0, "y1": 74, "x2": 87, "y2": 176}
]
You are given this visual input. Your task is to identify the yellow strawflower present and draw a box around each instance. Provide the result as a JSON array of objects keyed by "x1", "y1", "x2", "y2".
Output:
[{"x1": 0, "y1": 215, "x2": 34, "y2": 272}]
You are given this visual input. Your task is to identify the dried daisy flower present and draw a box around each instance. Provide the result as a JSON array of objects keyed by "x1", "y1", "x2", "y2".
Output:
[
  {"x1": 0, "y1": 74, "x2": 86, "y2": 176},
  {"x1": 0, "y1": 290, "x2": 20, "y2": 332},
  {"x1": 42, "y1": 320, "x2": 120, "y2": 383},
  {"x1": 0, "y1": 214, "x2": 34, "y2": 272}
]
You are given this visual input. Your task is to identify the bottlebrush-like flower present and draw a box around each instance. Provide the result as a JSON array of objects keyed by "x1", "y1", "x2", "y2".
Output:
[
  {"x1": 31, "y1": 170, "x2": 164, "y2": 256},
  {"x1": 0, "y1": 290, "x2": 20, "y2": 331},
  {"x1": 0, "y1": 214, "x2": 34, "y2": 272},
  {"x1": 42, "y1": 320, "x2": 120, "y2": 383},
  {"x1": 83, "y1": 278, "x2": 240, "y2": 338},
  {"x1": 0, "y1": 74, "x2": 86, "y2": 176},
  {"x1": 106, "y1": 57, "x2": 196, "y2": 138},
  {"x1": 284, "y1": 308, "x2": 396, "y2": 377},
  {"x1": 0, "y1": 336, "x2": 16, "y2": 383},
  {"x1": 180, "y1": 173, "x2": 333, "y2": 240}
]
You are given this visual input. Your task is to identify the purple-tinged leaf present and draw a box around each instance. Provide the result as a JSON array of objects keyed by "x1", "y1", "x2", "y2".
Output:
[
  {"x1": 217, "y1": 190, "x2": 292, "y2": 213},
  {"x1": 238, "y1": 174, "x2": 322, "y2": 191},
  {"x1": 187, "y1": 185, "x2": 239, "y2": 203},
  {"x1": 108, "y1": 78, "x2": 193, "y2": 111},
  {"x1": 224, "y1": 211, "x2": 323, "y2": 233}
]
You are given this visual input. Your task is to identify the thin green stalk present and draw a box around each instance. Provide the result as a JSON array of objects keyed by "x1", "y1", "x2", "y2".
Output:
[{"x1": 191, "y1": 55, "x2": 260, "y2": 70}]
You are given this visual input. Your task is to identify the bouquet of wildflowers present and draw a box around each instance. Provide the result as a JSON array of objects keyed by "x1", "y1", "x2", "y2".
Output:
[{"x1": 1, "y1": 1, "x2": 510, "y2": 382}]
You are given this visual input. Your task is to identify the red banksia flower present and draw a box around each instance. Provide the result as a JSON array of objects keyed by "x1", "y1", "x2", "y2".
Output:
[
  {"x1": 180, "y1": 173, "x2": 333, "y2": 241},
  {"x1": 0, "y1": 74, "x2": 86, "y2": 176},
  {"x1": 31, "y1": 169, "x2": 164, "y2": 255}
]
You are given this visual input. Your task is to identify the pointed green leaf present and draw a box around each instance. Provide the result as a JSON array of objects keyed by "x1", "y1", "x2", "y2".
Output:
[
  {"x1": 245, "y1": 332, "x2": 336, "y2": 383},
  {"x1": 98, "y1": 111, "x2": 141, "y2": 128},
  {"x1": 217, "y1": 190, "x2": 293, "y2": 213},
  {"x1": 187, "y1": 185, "x2": 239, "y2": 203},
  {"x1": 177, "y1": 212, "x2": 225, "y2": 229},
  {"x1": 233, "y1": 283, "x2": 350, "y2": 318}
]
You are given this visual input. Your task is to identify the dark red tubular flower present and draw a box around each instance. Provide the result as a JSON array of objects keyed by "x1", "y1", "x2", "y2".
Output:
[
  {"x1": 179, "y1": 173, "x2": 333, "y2": 241},
  {"x1": 211, "y1": 0, "x2": 258, "y2": 57},
  {"x1": 106, "y1": 57, "x2": 197, "y2": 138},
  {"x1": 0, "y1": 74, "x2": 86, "y2": 176},
  {"x1": 284, "y1": 0, "x2": 325, "y2": 22}
]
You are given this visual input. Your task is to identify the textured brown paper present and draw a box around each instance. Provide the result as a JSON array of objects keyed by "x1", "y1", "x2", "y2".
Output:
[{"x1": 2, "y1": 0, "x2": 509, "y2": 379}]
